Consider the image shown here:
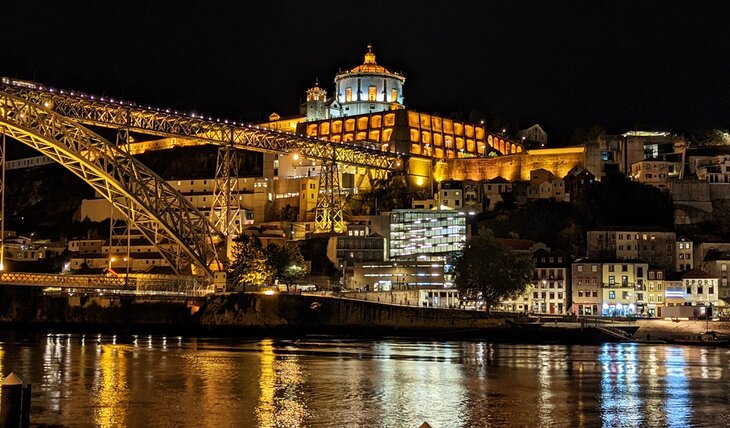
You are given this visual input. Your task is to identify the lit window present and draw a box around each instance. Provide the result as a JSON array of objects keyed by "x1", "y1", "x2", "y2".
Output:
[
  {"x1": 391, "y1": 88, "x2": 398, "y2": 102},
  {"x1": 345, "y1": 87, "x2": 352, "y2": 102},
  {"x1": 368, "y1": 86, "x2": 376, "y2": 102}
]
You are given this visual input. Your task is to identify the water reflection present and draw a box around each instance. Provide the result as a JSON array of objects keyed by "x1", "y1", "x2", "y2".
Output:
[
  {"x1": 93, "y1": 344, "x2": 128, "y2": 427},
  {"x1": 664, "y1": 347, "x2": 691, "y2": 427},
  {"x1": 255, "y1": 339, "x2": 308, "y2": 427},
  {"x1": 0, "y1": 335, "x2": 728, "y2": 427}
]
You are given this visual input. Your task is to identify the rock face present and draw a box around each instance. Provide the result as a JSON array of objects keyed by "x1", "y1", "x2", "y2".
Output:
[{"x1": 195, "y1": 293, "x2": 502, "y2": 333}]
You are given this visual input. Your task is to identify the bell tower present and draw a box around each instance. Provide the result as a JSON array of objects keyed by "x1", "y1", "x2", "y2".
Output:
[{"x1": 305, "y1": 79, "x2": 328, "y2": 121}]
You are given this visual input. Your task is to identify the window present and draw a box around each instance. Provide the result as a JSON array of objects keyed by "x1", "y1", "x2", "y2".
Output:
[
  {"x1": 687, "y1": 286, "x2": 692, "y2": 295},
  {"x1": 592, "y1": 265, "x2": 597, "y2": 272},
  {"x1": 609, "y1": 291, "x2": 615, "y2": 299},
  {"x1": 658, "y1": 284, "x2": 662, "y2": 291},
  {"x1": 578, "y1": 291, "x2": 584, "y2": 298},
  {"x1": 593, "y1": 291, "x2": 598, "y2": 297},
  {"x1": 609, "y1": 276, "x2": 615, "y2": 285},
  {"x1": 577, "y1": 265, "x2": 583, "y2": 272},
  {"x1": 710, "y1": 286, "x2": 715, "y2": 295},
  {"x1": 345, "y1": 87, "x2": 352, "y2": 102},
  {"x1": 391, "y1": 88, "x2": 398, "y2": 102},
  {"x1": 368, "y1": 85, "x2": 376, "y2": 102},
  {"x1": 609, "y1": 265, "x2": 615, "y2": 272},
  {"x1": 637, "y1": 267, "x2": 643, "y2": 277},
  {"x1": 723, "y1": 264, "x2": 728, "y2": 272},
  {"x1": 622, "y1": 265, "x2": 628, "y2": 272},
  {"x1": 698, "y1": 286, "x2": 703, "y2": 294},
  {"x1": 657, "y1": 295, "x2": 663, "y2": 302}
]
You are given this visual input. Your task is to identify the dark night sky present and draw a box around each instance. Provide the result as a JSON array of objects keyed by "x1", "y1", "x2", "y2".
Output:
[{"x1": 3, "y1": 1, "x2": 730, "y2": 143}]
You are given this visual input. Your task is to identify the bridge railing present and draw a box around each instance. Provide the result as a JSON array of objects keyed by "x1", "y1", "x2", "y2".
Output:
[{"x1": 0, "y1": 272, "x2": 214, "y2": 297}]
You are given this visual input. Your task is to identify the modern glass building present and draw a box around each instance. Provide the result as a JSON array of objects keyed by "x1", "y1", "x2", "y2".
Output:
[{"x1": 389, "y1": 210, "x2": 467, "y2": 260}]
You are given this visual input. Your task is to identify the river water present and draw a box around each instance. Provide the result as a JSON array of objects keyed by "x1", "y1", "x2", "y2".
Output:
[{"x1": 1, "y1": 333, "x2": 729, "y2": 427}]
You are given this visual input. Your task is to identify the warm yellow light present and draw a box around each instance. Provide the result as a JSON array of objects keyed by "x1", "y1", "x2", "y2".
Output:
[
  {"x1": 110, "y1": 257, "x2": 116, "y2": 263},
  {"x1": 263, "y1": 289, "x2": 276, "y2": 296},
  {"x1": 416, "y1": 177, "x2": 424, "y2": 186},
  {"x1": 293, "y1": 153, "x2": 299, "y2": 161}
]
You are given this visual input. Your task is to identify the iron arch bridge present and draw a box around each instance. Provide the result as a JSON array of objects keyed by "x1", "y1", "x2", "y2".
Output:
[
  {"x1": 0, "y1": 78, "x2": 404, "y2": 170},
  {"x1": 0, "y1": 78, "x2": 406, "y2": 280},
  {"x1": 0, "y1": 91, "x2": 221, "y2": 278}
]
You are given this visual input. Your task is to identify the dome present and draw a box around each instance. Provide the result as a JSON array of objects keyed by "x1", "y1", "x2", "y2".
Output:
[{"x1": 347, "y1": 44, "x2": 396, "y2": 75}]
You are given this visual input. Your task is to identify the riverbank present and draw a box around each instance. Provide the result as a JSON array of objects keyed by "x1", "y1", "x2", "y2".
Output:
[{"x1": 0, "y1": 286, "x2": 727, "y2": 345}]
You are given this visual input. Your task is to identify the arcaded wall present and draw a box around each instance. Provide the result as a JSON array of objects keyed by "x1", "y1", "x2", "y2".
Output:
[{"x1": 436, "y1": 147, "x2": 585, "y2": 182}]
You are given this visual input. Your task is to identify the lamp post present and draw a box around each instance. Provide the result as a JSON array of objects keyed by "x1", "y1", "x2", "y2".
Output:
[{"x1": 123, "y1": 256, "x2": 131, "y2": 287}]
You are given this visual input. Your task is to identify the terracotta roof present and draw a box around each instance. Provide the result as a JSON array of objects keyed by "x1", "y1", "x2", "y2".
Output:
[{"x1": 681, "y1": 268, "x2": 717, "y2": 279}]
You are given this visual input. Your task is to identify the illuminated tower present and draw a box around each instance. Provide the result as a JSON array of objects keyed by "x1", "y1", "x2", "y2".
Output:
[
  {"x1": 305, "y1": 79, "x2": 328, "y2": 121},
  {"x1": 330, "y1": 44, "x2": 405, "y2": 118}
]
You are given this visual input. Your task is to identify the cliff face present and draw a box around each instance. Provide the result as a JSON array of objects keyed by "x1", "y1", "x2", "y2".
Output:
[
  {"x1": 195, "y1": 293, "x2": 502, "y2": 332},
  {"x1": 0, "y1": 287, "x2": 500, "y2": 333}
]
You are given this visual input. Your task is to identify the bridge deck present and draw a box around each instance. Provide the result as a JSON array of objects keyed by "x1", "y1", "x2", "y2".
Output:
[{"x1": 0, "y1": 272, "x2": 214, "y2": 297}]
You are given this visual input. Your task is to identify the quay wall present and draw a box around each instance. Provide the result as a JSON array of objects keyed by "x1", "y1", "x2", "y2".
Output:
[{"x1": 3, "y1": 286, "x2": 730, "y2": 343}]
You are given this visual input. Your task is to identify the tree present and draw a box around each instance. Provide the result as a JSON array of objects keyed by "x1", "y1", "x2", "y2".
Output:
[
  {"x1": 454, "y1": 229, "x2": 534, "y2": 313},
  {"x1": 227, "y1": 236, "x2": 271, "y2": 290},
  {"x1": 278, "y1": 204, "x2": 299, "y2": 222},
  {"x1": 265, "y1": 242, "x2": 306, "y2": 291}
]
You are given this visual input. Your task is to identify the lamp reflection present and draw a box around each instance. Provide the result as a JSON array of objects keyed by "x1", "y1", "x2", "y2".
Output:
[
  {"x1": 93, "y1": 344, "x2": 128, "y2": 427},
  {"x1": 664, "y1": 347, "x2": 690, "y2": 427},
  {"x1": 255, "y1": 339, "x2": 308, "y2": 427},
  {"x1": 599, "y1": 344, "x2": 641, "y2": 427}
]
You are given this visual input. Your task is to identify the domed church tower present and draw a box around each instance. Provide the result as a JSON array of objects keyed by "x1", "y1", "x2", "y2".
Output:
[{"x1": 329, "y1": 44, "x2": 405, "y2": 118}]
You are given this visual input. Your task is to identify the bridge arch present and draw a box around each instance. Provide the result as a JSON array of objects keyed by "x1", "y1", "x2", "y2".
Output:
[{"x1": 0, "y1": 91, "x2": 221, "y2": 278}]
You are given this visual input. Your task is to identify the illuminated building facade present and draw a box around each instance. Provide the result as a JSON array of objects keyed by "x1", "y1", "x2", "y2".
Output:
[
  {"x1": 571, "y1": 259, "x2": 602, "y2": 316},
  {"x1": 600, "y1": 261, "x2": 648, "y2": 317},
  {"x1": 530, "y1": 249, "x2": 569, "y2": 315},
  {"x1": 389, "y1": 210, "x2": 467, "y2": 260},
  {"x1": 299, "y1": 109, "x2": 520, "y2": 159},
  {"x1": 646, "y1": 267, "x2": 666, "y2": 317},
  {"x1": 681, "y1": 269, "x2": 720, "y2": 307},
  {"x1": 587, "y1": 228, "x2": 676, "y2": 270},
  {"x1": 351, "y1": 260, "x2": 449, "y2": 291}
]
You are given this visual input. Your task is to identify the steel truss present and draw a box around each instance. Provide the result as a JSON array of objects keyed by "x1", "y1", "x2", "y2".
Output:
[
  {"x1": 210, "y1": 145, "x2": 243, "y2": 238},
  {"x1": 315, "y1": 162, "x2": 345, "y2": 233},
  {"x1": 0, "y1": 91, "x2": 221, "y2": 278},
  {"x1": 0, "y1": 79, "x2": 403, "y2": 171}
]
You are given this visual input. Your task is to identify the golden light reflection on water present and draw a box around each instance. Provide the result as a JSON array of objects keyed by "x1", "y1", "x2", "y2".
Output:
[
  {"x1": 9, "y1": 336, "x2": 730, "y2": 427},
  {"x1": 93, "y1": 344, "x2": 129, "y2": 427},
  {"x1": 255, "y1": 339, "x2": 308, "y2": 427}
]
